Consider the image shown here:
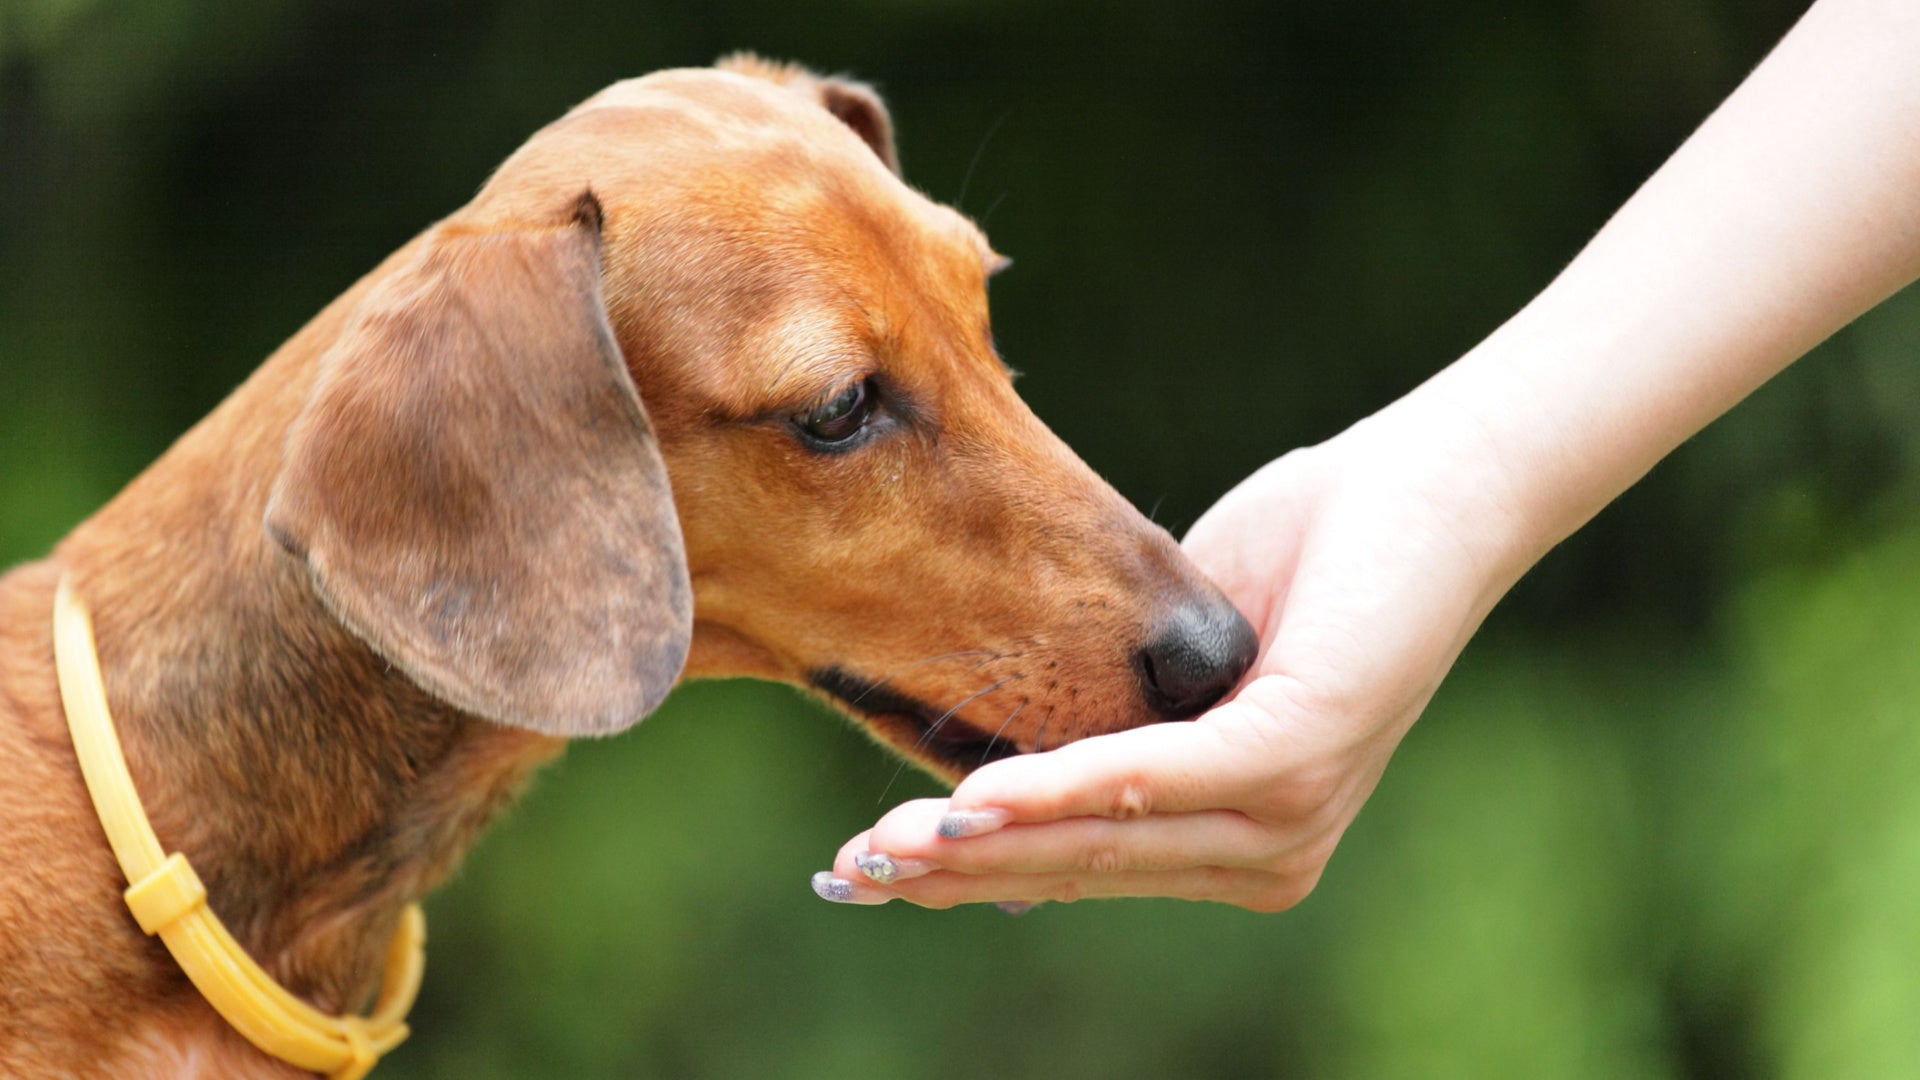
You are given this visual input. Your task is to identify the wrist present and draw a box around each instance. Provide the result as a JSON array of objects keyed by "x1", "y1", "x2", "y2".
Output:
[{"x1": 1332, "y1": 379, "x2": 1550, "y2": 618}]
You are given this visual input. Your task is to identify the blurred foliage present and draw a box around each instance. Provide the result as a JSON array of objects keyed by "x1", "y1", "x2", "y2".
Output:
[{"x1": 5, "y1": 1, "x2": 1920, "y2": 1076}]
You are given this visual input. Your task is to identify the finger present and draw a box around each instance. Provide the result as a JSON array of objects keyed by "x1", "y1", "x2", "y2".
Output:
[
  {"x1": 832, "y1": 828, "x2": 877, "y2": 873},
  {"x1": 944, "y1": 693, "x2": 1292, "y2": 827},
  {"x1": 837, "y1": 798, "x2": 952, "y2": 864},
  {"x1": 869, "y1": 809, "x2": 1308, "y2": 878},
  {"x1": 880, "y1": 865, "x2": 1317, "y2": 913},
  {"x1": 808, "y1": 868, "x2": 895, "y2": 905},
  {"x1": 816, "y1": 813, "x2": 957, "y2": 902},
  {"x1": 830, "y1": 827, "x2": 939, "y2": 885}
]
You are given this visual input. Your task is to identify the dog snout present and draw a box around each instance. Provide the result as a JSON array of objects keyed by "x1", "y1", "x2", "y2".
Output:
[{"x1": 1134, "y1": 596, "x2": 1259, "y2": 720}]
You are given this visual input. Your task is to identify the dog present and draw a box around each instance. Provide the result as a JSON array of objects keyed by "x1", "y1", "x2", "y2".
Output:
[{"x1": 0, "y1": 55, "x2": 1257, "y2": 1076}]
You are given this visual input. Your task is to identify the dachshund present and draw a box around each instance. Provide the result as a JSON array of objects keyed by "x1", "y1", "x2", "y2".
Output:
[{"x1": 0, "y1": 55, "x2": 1256, "y2": 1076}]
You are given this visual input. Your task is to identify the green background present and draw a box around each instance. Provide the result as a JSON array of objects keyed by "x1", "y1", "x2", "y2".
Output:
[{"x1": 6, "y1": 1, "x2": 1920, "y2": 1076}]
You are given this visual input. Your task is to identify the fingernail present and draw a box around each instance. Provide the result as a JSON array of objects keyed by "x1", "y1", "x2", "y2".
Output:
[
  {"x1": 810, "y1": 871, "x2": 863, "y2": 903},
  {"x1": 854, "y1": 851, "x2": 935, "y2": 885},
  {"x1": 995, "y1": 901, "x2": 1035, "y2": 916},
  {"x1": 936, "y1": 808, "x2": 1011, "y2": 839}
]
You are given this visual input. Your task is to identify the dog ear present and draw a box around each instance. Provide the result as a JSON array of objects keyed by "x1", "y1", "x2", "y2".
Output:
[
  {"x1": 717, "y1": 53, "x2": 900, "y2": 174},
  {"x1": 265, "y1": 194, "x2": 692, "y2": 738},
  {"x1": 815, "y1": 78, "x2": 898, "y2": 175}
]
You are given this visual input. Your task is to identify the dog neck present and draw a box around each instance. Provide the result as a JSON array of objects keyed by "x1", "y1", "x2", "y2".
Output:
[{"x1": 51, "y1": 320, "x2": 565, "y2": 1016}]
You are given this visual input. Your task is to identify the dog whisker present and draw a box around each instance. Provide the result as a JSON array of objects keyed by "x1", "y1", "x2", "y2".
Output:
[
  {"x1": 955, "y1": 110, "x2": 1011, "y2": 213},
  {"x1": 978, "y1": 699, "x2": 1027, "y2": 767},
  {"x1": 979, "y1": 190, "x2": 1009, "y2": 228},
  {"x1": 852, "y1": 649, "x2": 999, "y2": 706},
  {"x1": 874, "y1": 677, "x2": 1009, "y2": 804},
  {"x1": 912, "y1": 679, "x2": 1008, "y2": 753},
  {"x1": 1031, "y1": 705, "x2": 1055, "y2": 755}
]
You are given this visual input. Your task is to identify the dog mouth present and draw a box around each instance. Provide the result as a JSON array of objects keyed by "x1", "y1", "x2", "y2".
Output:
[{"x1": 807, "y1": 666, "x2": 1025, "y2": 774}]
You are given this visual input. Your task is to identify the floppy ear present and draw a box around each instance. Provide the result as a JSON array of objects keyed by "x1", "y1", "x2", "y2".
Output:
[
  {"x1": 716, "y1": 53, "x2": 900, "y2": 174},
  {"x1": 265, "y1": 195, "x2": 691, "y2": 737}
]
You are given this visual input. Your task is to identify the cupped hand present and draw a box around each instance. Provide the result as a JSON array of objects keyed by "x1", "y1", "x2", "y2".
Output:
[
  {"x1": 811, "y1": 0, "x2": 1920, "y2": 913},
  {"x1": 813, "y1": 407, "x2": 1527, "y2": 911}
]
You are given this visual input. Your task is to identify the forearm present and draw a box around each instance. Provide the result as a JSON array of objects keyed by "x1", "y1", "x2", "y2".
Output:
[
  {"x1": 824, "y1": 1, "x2": 1920, "y2": 916},
  {"x1": 1403, "y1": 0, "x2": 1920, "y2": 588}
]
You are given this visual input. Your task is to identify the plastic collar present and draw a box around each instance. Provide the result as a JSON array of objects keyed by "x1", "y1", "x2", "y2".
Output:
[{"x1": 54, "y1": 577, "x2": 426, "y2": 1080}]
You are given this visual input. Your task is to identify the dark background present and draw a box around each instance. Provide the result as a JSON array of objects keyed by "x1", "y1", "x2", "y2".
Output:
[{"x1": 6, "y1": 2, "x2": 1920, "y2": 1076}]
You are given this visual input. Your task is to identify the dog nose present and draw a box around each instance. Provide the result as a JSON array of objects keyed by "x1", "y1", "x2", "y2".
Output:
[{"x1": 1134, "y1": 598, "x2": 1259, "y2": 720}]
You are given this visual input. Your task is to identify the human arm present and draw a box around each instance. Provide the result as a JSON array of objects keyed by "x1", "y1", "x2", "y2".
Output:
[{"x1": 814, "y1": 0, "x2": 1920, "y2": 909}]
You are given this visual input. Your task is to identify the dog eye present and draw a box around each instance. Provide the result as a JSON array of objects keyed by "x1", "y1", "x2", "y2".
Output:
[{"x1": 795, "y1": 379, "x2": 876, "y2": 447}]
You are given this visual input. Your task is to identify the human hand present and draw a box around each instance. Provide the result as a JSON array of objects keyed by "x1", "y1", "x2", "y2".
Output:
[
  {"x1": 808, "y1": 0, "x2": 1920, "y2": 913},
  {"x1": 813, "y1": 406, "x2": 1529, "y2": 910}
]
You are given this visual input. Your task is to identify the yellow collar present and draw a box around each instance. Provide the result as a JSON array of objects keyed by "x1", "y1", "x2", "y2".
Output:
[{"x1": 53, "y1": 576, "x2": 426, "y2": 1080}]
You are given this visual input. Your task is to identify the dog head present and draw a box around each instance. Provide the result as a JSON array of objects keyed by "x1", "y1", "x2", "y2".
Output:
[{"x1": 266, "y1": 58, "x2": 1256, "y2": 781}]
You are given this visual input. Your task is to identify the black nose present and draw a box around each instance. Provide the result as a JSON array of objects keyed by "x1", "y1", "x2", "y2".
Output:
[{"x1": 1135, "y1": 598, "x2": 1260, "y2": 720}]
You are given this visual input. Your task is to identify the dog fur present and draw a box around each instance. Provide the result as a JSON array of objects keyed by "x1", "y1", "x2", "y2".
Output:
[{"x1": 0, "y1": 57, "x2": 1250, "y2": 1076}]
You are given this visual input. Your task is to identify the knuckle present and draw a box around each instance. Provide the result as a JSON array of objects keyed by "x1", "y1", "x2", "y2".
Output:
[
  {"x1": 1107, "y1": 780, "x2": 1152, "y2": 821},
  {"x1": 1080, "y1": 843, "x2": 1125, "y2": 875}
]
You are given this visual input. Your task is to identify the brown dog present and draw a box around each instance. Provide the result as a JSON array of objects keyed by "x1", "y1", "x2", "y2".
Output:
[{"x1": 0, "y1": 56, "x2": 1255, "y2": 1076}]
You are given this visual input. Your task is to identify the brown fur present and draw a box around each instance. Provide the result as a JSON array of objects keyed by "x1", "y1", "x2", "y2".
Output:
[{"x1": 0, "y1": 58, "x2": 1236, "y2": 1075}]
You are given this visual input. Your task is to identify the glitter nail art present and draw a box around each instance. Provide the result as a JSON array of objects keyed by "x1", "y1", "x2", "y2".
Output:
[{"x1": 810, "y1": 871, "x2": 855, "y2": 902}]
